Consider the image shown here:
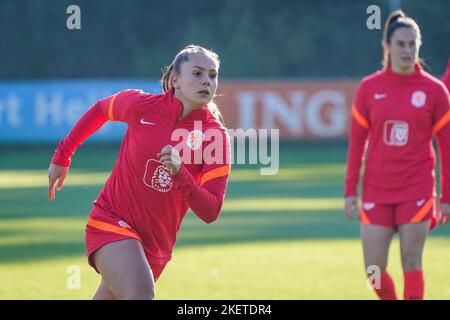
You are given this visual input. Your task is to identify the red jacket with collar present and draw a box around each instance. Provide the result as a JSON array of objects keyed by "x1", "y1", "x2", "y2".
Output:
[
  {"x1": 345, "y1": 64, "x2": 450, "y2": 204},
  {"x1": 52, "y1": 89, "x2": 231, "y2": 264}
]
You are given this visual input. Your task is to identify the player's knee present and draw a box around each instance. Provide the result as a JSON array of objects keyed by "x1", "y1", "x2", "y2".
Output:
[
  {"x1": 401, "y1": 252, "x2": 422, "y2": 271},
  {"x1": 127, "y1": 289, "x2": 154, "y2": 300},
  {"x1": 121, "y1": 282, "x2": 155, "y2": 300},
  {"x1": 365, "y1": 263, "x2": 387, "y2": 276}
]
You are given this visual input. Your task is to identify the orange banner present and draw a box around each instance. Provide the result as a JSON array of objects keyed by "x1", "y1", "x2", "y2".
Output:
[{"x1": 216, "y1": 80, "x2": 358, "y2": 139}]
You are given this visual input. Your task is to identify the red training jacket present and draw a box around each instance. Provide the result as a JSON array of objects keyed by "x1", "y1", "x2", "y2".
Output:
[
  {"x1": 345, "y1": 64, "x2": 450, "y2": 204},
  {"x1": 52, "y1": 89, "x2": 231, "y2": 265}
]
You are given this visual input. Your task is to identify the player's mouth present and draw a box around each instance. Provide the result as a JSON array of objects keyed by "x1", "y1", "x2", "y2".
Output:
[
  {"x1": 401, "y1": 56, "x2": 413, "y2": 63},
  {"x1": 198, "y1": 89, "x2": 210, "y2": 96}
]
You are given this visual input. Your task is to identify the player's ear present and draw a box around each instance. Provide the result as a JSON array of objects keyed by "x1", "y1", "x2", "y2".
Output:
[{"x1": 172, "y1": 74, "x2": 180, "y2": 89}]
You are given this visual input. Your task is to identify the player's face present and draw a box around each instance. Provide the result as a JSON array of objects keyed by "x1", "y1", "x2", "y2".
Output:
[
  {"x1": 173, "y1": 53, "x2": 219, "y2": 108},
  {"x1": 388, "y1": 27, "x2": 420, "y2": 71}
]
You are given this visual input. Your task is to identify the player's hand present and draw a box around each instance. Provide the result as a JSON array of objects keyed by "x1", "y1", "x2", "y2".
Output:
[
  {"x1": 48, "y1": 163, "x2": 69, "y2": 201},
  {"x1": 438, "y1": 202, "x2": 450, "y2": 226},
  {"x1": 344, "y1": 196, "x2": 359, "y2": 221},
  {"x1": 157, "y1": 145, "x2": 181, "y2": 176}
]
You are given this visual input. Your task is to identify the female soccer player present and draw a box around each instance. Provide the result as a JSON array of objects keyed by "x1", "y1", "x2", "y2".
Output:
[
  {"x1": 344, "y1": 11, "x2": 450, "y2": 300},
  {"x1": 48, "y1": 45, "x2": 231, "y2": 300}
]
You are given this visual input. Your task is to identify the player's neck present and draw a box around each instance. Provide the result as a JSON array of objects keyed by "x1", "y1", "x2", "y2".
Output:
[
  {"x1": 174, "y1": 90, "x2": 203, "y2": 118},
  {"x1": 391, "y1": 63, "x2": 415, "y2": 75}
]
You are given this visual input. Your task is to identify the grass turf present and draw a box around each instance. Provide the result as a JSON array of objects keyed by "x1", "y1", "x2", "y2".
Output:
[{"x1": 0, "y1": 141, "x2": 449, "y2": 299}]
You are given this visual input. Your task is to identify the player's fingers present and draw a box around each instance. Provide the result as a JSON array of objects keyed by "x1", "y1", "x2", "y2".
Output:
[
  {"x1": 160, "y1": 158, "x2": 181, "y2": 168},
  {"x1": 344, "y1": 202, "x2": 350, "y2": 218},
  {"x1": 170, "y1": 151, "x2": 180, "y2": 161},
  {"x1": 159, "y1": 152, "x2": 172, "y2": 159},
  {"x1": 350, "y1": 203, "x2": 358, "y2": 220},
  {"x1": 441, "y1": 214, "x2": 449, "y2": 225},
  {"x1": 48, "y1": 165, "x2": 56, "y2": 181},
  {"x1": 344, "y1": 209, "x2": 350, "y2": 220},
  {"x1": 437, "y1": 208, "x2": 444, "y2": 225},
  {"x1": 160, "y1": 145, "x2": 173, "y2": 154},
  {"x1": 346, "y1": 212, "x2": 355, "y2": 221},
  {"x1": 344, "y1": 203, "x2": 349, "y2": 214},
  {"x1": 158, "y1": 151, "x2": 177, "y2": 160},
  {"x1": 57, "y1": 173, "x2": 67, "y2": 191},
  {"x1": 344, "y1": 198, "x2": 355, "y2": 219},
  {"x1": 49, "y1": 180, "x2": 56, "y2": 201},
  {"x1": 160, "y1": 159, "x2": 174, "y2": 166},
  {"x1": 161, "y1": 160, "x2": 180, "y2": 174},
  {"x1": 163, "y1": 160, "x2": 179, "y2": 168},
  {"x1": 48, "y1": 173, "x2": 58, "y2": 201},
  {"x1": 158, "y1": 155, "x2": 172, "y2": 163},
  {"x1": 344, "y1": 205, "x2": 354, "y2": 221}
]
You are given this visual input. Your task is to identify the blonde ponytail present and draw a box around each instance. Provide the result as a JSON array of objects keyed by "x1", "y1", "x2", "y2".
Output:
[{"x1": 207, "y1": 101, "x2": 225, "y2": 125}]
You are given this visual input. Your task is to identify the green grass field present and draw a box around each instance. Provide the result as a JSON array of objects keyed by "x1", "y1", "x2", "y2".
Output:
[{"x1": 0, "y1": 141, "x2": 449, "y2": 300}]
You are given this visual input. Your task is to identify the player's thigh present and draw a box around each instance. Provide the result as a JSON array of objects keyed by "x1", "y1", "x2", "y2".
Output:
[
  {"x1": 398, "y1": 221, "x2": 429, "y2": 249},
  {"x1": 92, "y1": 238, "x2": 155, "y2": 299},
  {"x1": 360, "y1": 208, "x2": 396, "y2": 272},
  {"x1": 93, "y1": 278, "x2": 116, "y2": 300},
  {"x1": 398, "y1": 221, "x2": 429, "y2": 264}
]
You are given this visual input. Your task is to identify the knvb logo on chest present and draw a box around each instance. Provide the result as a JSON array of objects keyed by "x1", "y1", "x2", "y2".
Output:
[
  {"x1": 411, "y1": 91, "x2": 426, "y2": 108},
  {"x1": 186, "y1": 130, "x2": 204, "y2": 150}
]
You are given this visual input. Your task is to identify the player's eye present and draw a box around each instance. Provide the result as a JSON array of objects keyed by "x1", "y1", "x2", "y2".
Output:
[
  {"x1": 193, "y1": 71, "x2": 201, "y2": 77},
  {"x1": 209, "y1": 73, "x2": 217, "y2": 79}
]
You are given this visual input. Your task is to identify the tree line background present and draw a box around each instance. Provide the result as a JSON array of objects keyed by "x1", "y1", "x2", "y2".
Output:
[{"x1": 1, "y1": 0, "x2": 449, "y2": 80}]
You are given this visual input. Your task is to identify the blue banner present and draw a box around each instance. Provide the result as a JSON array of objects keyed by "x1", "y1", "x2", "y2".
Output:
[{"x1": 0, "y1": 80, "x2": 162, "y2": 143}]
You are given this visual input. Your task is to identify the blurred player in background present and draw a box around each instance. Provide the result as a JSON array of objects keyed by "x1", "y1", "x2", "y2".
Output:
[
  {"x1": 48, "y1": 45, "x2": 231, "y2": 299},
  {"x1": 344, "y1": 11, "x2": 450, "y2": 300}
]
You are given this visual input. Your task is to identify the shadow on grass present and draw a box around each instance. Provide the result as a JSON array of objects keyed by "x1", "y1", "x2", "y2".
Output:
[
  {"x1": 0, "y1": 182, "x2": 345, "y2": 220},
  {"x1": 0, "y1": 241, "x2": 86, "y2": 263},
  {"x1": 0, "y1": 142, "x2": 447, "y2": 265},
  {"x1": 0, "y1": 207, "x2": 448, "y2": 264},
  {"x1": 0, "y1": 140, "x2": 348, "y2": 171}
]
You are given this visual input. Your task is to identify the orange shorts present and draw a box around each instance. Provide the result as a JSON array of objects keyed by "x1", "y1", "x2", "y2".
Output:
[
  {"x1": 85, "y1": 206, "x2": 168, "y2": 282},
  {"x1": 359, "y1": 197, "x2": 436, "y2": 230}
]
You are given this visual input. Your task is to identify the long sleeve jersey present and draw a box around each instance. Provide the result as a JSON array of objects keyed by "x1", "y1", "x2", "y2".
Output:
[
  {"x1": 52, "y1": 89, "x2": 231, "y2": 264},
  {"x1": 345, "y1": 64, "x2": 450, "y2": 204}
]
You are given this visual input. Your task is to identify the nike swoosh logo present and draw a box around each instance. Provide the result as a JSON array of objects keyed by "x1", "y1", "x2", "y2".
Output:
[
  {"x1": 374, "y1": 93, "x2": 387, "y2": 100},
  {"x1": 363, "y1": 203, "x2": 375, "y2": 211},
  {"x1": 416, "y1": 199, "x2": 426, "y2": 207},
  {"x1": 140, "y1": 118, "x2": 156, "y2": 125}
]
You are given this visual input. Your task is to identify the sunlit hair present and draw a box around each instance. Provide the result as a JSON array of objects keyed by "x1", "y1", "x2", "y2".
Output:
[
  {"x1": 381, "y1": 10, "x2": 422, "y2": 69},
  {"x1": 161, "y1": 45, "x2": 224, "y2": 125}
]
